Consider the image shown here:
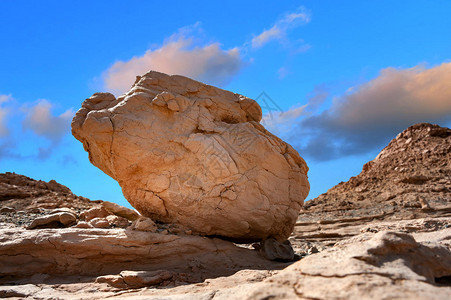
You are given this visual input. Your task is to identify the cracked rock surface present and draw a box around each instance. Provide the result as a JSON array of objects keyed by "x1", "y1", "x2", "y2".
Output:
[{"x1": 71, "y1": 71, "x2": 309, "y2": 242}]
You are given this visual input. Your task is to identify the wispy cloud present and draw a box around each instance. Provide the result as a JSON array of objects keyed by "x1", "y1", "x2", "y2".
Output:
[
  {"x1": 22, "y1": 99, "x2": 74, "y2": 144},
  {"x1": 1, "y1": 96, "x2": 74, "y2": 160},
  {"x1": 269, "y1": 62, "x2": 451, "y2": 161},
  {"x1": 251, "y1": 6, "x2": 311, "y2": 48},
  {"x1": 261, "y1": 85, "x2": 328, "y2": 136},
  {"x1": 0, "y1": 94, "x2": 13, "y2": 137},
  {"x1": 262, "y1": 104, "x2": 307, "y2": 136},
  {"x1": 103, "y1": 25, "x2": 245, "y2": 95}
]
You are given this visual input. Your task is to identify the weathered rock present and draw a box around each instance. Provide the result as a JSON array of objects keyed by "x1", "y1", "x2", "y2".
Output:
[
  {"x1": 0, "y1": 206, "x2": 15, "y2": 213},
  {"x1": 105, "y1": 228, "x2": 451, "y2": 299},
  {"x1": 95, "y1": 275, "x2": 128, "y2": 289},
  {"x1": 89, "y1": 217, "x2": 110, "y2": 228},
  {"x1": 305, "y1": 123, "x2": 451, "y2": 214},
  {"x1": 5, "y1": 225, "x2": 447, "y2": 299},
  {"x1": 102, "y1": 201, "x2": 140, "y2": 221},
  {"x1": 0, "y1": 224, "x2": 287, "y2": 281},
  {"x1": 1, "y1": 154, "x2": 450, "y2": 300},
  {"x1": 73, "y1": 221, "x2": 93, "y2": 228},
  {"x1": 260, "y1": 238, "x2": 295, "y2": 262},
  {"x1": 72, "y1": 71, "x2": 309, "y2": 241},
  {"x1": 27, "y1": 212, "x2": 77, "y2": 229},
  {"x1": 130, "y1": 216, "x2": 157, "y2": 232},
  {"x1": 0, "y1": 172, "x2": 97, "y2": 217},
  {"x1": 97, "y1": 270, "x2": 173, "y2": 289},
  {"x1": 106, "y1": 215, "x2": 130, "y2": 228},
  {"x1": 81, "y1": 206, "x2": 110, "y2": 222}
]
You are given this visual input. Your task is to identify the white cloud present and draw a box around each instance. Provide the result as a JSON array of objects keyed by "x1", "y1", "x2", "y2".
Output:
[
  {"x1": 0, "y1": 94, "x2": 12, "y2": 104},
  {"x1": 103, "y1": 29, "x2": 244, "y2": 95},
  {"x1": 0, "y1": 94, "x2": 13, "y2": 137},
  {"x1": 22, "y1": 99, "x2": 74, "y2": 144},
  {"x1": 296, "y1": 61, "x2": 451, "y2": 160},
  {"x1": 262, "y1": 104, "x2": 307, "y2": 136},
  {"x1": 252, "y1": 6, "x2": 311, "y2": 48},
  {"x1": 261, "y1": 62, "x2": 451, "y2": 161}
]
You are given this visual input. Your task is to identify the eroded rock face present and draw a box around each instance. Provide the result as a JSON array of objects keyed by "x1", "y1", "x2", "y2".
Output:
[
  {"x1": 72, "y1": 71, "x2": 309, "y2": 241},
  {"x1": 0, "y1": 223, "x2": 286, "y2": 281}
]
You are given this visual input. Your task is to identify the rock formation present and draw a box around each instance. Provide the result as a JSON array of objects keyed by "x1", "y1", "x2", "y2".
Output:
[
  {"x1": 71, "y1": 71, "x2": 310, "y2": 242},
  {"x1": 0, "y1": 224, "x2": 286, "y2": 282},
  {"x1": 305, "y1": 123, "x2": 450, "y2": 213},
  {"x1": 295, "y1": 123, "x2": 451, "y2": 252}
]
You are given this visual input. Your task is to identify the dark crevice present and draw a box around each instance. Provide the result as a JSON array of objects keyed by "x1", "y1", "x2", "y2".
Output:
[{"x1": 435, "y1": 275, "x2": 451, "y2": 286}]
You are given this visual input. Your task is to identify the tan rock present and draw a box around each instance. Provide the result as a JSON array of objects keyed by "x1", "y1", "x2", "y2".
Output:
[
  {"x1": 73, "y1": 221, "x2": 93, "y2": 228},
  {"x1": 95, "y1": 275, "x2": 128, "y2": 289},
  {"x1": 130, "y1": 216, "x2": 157, "y2": 232},
  {"x1": 0, "y1": 224, "x2": 286, "y2": 280},
  {"x1": 106, "y1": 215, "x2": 130, "y2": 228},
  {"x1": 89, "y1": 217, "x2": 110, "y2": 228},
  {"x1": 72, "y1": 71, "x2": 309, "y2": 241},
  {"x1": 0, "y1": 206, "x2": 15, "y2": 213},
  {"x1": 102, "y1": 201, "x2": 140, "y2": 221},
  {"x1": 120, "y1": 270, "x2": 173, "y2": 288},
  {"x1": 106, "y1": 229, "x2": 451, "y2": 299},
  {"x1": 80, "y1": 206, "x2": 110, "y2": 222},
  {"x1": 260, "y1": 238, "x2": 295, "y2": 261},
  {"x1": 27, "y1": 212, "x2": 77, "y2": 229}
]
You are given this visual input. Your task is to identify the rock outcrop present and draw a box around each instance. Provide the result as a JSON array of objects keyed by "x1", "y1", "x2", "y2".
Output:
[
  {"x1": 1, "y1": 220, "x2": 449, "y2": 299},
  {"x1": 295, "y1": 123, "x2": 451, "y2": 252},
  {"x1": 0, "y1": 224, "x2": 286, "y2": 282},
  {"x1": 71, "y1": 71, "x2": 309, "y2": 242},
  {"x1": 0, "y1": 172, "x2": 137, "y2": 229},
  {"x1": 305, "y1": 123, "x2": 450, "y2": 213}
]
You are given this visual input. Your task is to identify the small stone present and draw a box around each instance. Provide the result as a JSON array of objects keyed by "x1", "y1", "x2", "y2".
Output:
[
  {"x1": 27, "y1": 212, "x2": 77, "y2": 229},
  {"x1": 260, "y1": 238, "x2": 295, "y2": 262},
  {"x1": 96, "y1": 275, "x2": 127, "y2": 289},
  {"x1": 167, "y1": 99, "x2": 179, "y2": 111},
  {"x1": 0, "y1": 207, "x2": 15, "y2": 213},
  {"x1": 102, "y1": 201, "x2": 140, "y2": 221},
  {"x1": 119, "y1": 270, "x2": 173, "y2": 288},
  {"x1": 73, "y1": 221, "x2": 93, "y2": 228},
  {"x1": 81, "y1": 206, "x2": 110, "y2": 222},
  {"x1": 106, "y1": 215, "x2": 130, "y2": 228},
  {"x1": 130, "y1": 217, "x2": 157, "y2": 232},
  {"x1": 89, "y1": 217, "x2": 110, "y2": 228}
]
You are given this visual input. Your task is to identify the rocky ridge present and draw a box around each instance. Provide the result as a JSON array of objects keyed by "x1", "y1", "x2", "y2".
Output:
[
  {"x1": 294, "y1": 123, "x2": 450, "y2": 253},
  {"x1": 305, "y1": 123, "x2": 450, "y2": 213}
]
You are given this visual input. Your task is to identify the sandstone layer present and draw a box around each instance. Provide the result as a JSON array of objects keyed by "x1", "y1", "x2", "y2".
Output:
[
  {"x1": 0, "y1": 224, "x2": 286, "y2": 282},
  {"x1": 71, "y1": 71, "x2": 309, "y2": 241},
  {"x1": 1, "y1": 220, "x2": 449, "y2": 299}
]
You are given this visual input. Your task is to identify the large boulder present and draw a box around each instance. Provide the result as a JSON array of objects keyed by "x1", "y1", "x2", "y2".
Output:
[{"x1": 72, "y1": 71, "x2": 309, "y2": 241}]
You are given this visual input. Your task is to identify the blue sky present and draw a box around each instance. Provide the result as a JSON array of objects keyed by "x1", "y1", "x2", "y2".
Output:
[{"x1": 1, "y1": 0, "x2": 451, "y2": 208}]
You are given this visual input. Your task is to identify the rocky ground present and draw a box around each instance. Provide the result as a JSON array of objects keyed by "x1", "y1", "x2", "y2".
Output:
[{"x1": 1, "y1": 123, "x2": 450, "y2": 299}]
